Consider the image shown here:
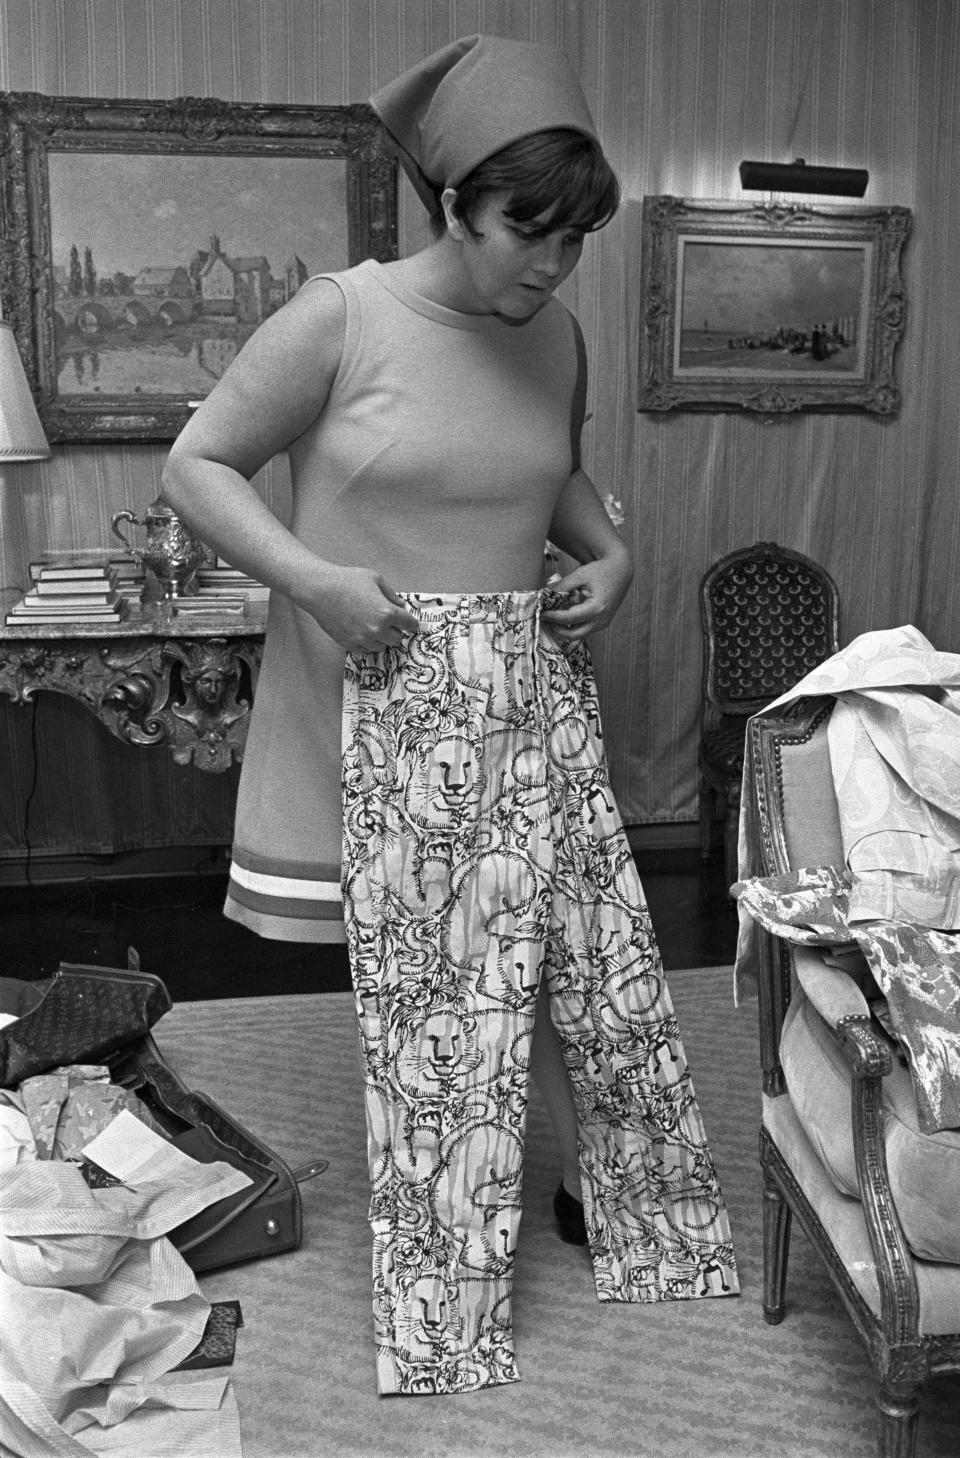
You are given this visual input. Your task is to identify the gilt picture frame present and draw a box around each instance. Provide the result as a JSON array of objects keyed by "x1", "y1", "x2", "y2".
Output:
[
  {"x1": 0, "y1": 92, "x2": 397, "y2": 442},
  {"x1": 638, "y1": 196, "x2": 912, "y2": 414}
]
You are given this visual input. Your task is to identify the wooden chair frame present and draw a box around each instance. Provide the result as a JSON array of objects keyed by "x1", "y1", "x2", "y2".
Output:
[{"x1": 747, "y1": 696, "x2": 960, "y2": 1458}]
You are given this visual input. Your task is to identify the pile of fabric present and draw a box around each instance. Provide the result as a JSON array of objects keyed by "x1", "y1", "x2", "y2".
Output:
[
  {"x1": 0, "y1": 1033, "x2": 248, "y2": 1456},
  {"x1": 733, "y1": 624, "x2": 960, "y2": 1135}
]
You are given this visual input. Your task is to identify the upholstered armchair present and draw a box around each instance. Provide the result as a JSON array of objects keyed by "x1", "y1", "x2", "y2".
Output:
[
  {"x1": 698, "y1": 541, "x2": 839, "y2": 886},
  {"x1": 739, "y1": 695, "x2": 960, "y2": 1458}
]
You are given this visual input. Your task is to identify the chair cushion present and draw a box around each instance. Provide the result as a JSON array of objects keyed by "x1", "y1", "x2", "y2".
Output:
[
  {"x1": 764, "y1": 1091, "x2": 960, "y2": 1334},
  {"x1": 781, "y1": 991, "x2": 960, "y2": 1263}
]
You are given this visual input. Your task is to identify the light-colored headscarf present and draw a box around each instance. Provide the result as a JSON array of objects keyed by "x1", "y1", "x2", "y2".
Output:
[{"x1": 370, "y1": 34, "x2": 598, "y2": 210}]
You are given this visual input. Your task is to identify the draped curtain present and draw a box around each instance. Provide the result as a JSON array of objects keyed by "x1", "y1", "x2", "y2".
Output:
[{"x1": 1, "y1": 0, "x2": 957, "y2": 859}]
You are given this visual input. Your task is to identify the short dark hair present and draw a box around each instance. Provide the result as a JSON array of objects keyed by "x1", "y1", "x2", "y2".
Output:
[{"x1": 437, "y1": 128, "x2": 620, "y2": 238}]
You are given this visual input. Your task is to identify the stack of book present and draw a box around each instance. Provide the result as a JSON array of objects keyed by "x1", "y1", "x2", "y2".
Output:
[
  {"x1": 107, "y1": 558, "x2": 146, "y2": 605},
  {"x1": 30, "y1": 556, "x2": 144, "y2": 602},
  {"x1": 197, "y1": 561, "x2": 269, "y2": 606},
  {"x1": 5, "y1": 563, "x2": 129, "y2": 626},
  {"x1": 171, "y1": 560, "x2": 269, "y2": 615}
]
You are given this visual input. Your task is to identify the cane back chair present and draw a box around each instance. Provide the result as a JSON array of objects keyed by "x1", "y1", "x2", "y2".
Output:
[
  {"x1": 698, "y1": 541, "x2": 839, "y2": 886},
  {"x1": 746, "y1": 696, "x2": 960, "y2": 1458}
]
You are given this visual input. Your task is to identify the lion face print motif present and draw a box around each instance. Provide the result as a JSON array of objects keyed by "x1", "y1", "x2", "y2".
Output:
[{"x1": 342, "y1": 592, "x2": 738, "y2": 1396}]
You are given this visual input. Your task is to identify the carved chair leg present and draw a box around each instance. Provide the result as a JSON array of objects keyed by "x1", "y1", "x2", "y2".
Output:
[
  {"x1": 762, "y1": 1175, "x2": 791, "y2": 1325},
  {"x1": 876, "y1": 1383, "x2": 920, "y2": 1458}
]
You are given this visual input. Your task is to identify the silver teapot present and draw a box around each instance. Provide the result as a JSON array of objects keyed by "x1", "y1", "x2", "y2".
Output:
[{"x1": 111, "y1": 497, "x2": 210, "y2": 599}]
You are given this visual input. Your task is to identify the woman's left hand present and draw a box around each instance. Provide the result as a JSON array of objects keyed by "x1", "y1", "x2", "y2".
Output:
[{"x1": 541, "y1": 548, "x2": 633, "y2": 643}]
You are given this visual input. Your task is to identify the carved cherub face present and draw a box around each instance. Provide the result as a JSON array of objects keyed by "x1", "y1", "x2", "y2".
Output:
[{"x1": 195, "y1": 667, "x2": 227, "y2": 707}]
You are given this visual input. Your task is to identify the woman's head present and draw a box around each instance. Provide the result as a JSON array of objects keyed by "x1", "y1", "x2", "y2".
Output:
[
  {"x1": 435, "y1": 133, "x2": 617, "y2": 319},
  {"x1": 438, "y1": 128, "x2": 619, "y2": 240}
]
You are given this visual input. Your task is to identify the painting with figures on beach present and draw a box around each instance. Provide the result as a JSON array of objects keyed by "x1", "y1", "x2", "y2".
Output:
[
  {"x1": 637, "y1": 196, "x2": 912, "y2": 414},
  {"x1": 676, "y1": 238, "x2": 868, "y2": 378}
]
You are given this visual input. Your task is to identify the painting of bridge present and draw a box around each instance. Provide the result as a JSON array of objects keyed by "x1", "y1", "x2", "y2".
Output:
[{"x1": 47, "y1": 149, "x2": 349, "y2": 399}]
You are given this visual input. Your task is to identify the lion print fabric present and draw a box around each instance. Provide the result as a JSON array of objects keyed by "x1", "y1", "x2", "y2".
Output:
[{"x1": 341, "y1": 592, "x2": 738, "y2": 1396}]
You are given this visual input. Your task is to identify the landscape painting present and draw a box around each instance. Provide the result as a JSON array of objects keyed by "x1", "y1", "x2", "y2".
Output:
[
  {"x1": 637, "y1": 196, "x2": 912, "y2": 414},
  {"x1": 0, "y1": 94, "x2": 397, "y2": 440},
  {"x1": 48, "y1": 150, "x2": 349, "y2": 403}
]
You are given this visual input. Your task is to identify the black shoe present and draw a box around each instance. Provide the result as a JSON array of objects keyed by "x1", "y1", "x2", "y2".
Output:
[{"x1": 553, "y1": 1181, "x2": 588, "y2": 1245}]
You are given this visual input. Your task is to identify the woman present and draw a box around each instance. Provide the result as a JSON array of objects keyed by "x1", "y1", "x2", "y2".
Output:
[{"x1": 162, "y1": 34, "x2": 737, "y2": 1397}]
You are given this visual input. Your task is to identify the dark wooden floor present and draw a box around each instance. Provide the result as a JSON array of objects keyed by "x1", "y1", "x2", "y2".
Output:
[{"x1": 0, "y1": 847, "x2": 738, "y2": 1000}]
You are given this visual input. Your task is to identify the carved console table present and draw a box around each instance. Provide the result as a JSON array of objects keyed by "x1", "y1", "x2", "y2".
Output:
[{"x1": 0, "y1": 603, "x2": 266, "y2": 772}]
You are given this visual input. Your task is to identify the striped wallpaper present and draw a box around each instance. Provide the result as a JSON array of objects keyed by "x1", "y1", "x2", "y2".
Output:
[{"x1": 1, "y1": 0, "x2": 958, "y2": 860}]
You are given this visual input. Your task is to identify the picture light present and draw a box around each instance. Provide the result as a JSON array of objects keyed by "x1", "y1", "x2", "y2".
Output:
[{"x1": 739, "y1": 159, "x2": 869, "y2": 197}]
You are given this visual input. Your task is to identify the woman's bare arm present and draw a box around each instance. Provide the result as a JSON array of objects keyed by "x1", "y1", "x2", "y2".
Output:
[
  {"x1": 543, "y1": 467, "x2": 633, "y2": 642},
  {"x1": 161, "y1": 279, "x2": 418, "y2": 649}
]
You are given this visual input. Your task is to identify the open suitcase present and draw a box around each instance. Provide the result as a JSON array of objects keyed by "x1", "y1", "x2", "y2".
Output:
[{"x1": 0, "y1": 960, "x2": 325, "y2": 1272}]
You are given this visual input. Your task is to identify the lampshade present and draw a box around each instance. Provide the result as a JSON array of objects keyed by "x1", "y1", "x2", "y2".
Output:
[
  {"x1": 0, "y1": 320, "x2": 50, "y2": 460},
  {"x1": 739, "y1": 159, "x2": 869, "y2": 197}
]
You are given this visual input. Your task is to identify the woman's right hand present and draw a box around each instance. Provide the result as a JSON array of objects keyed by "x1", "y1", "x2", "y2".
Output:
[{"x1": 298, "y1": 564, "x2": 420, "y2": 651}]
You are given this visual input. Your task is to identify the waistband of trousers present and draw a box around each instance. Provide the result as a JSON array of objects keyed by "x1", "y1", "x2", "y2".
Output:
[{"x1": 399, "y1": 590, "x2": 542, "y2": 626}]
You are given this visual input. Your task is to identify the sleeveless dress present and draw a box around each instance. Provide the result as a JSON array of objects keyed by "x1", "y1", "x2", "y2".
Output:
[
  {"x1": 223, "y1": 259, "x2": 738, "y2": 1394},
  {"x1": 224, "y1": 258, "x2": 578, "y2": 941}
]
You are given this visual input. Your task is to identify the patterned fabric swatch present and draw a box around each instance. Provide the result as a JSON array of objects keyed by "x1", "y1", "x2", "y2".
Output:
[
  {"x1": 174, "y1": 1301, "x2": 244, "y2": 1371},
  {"x1": 735, "y1": 866, "x2": 960, "y2": 1132},
  {"x1": 854, "y1": 921, "x2": 960, "y2": 1132},
  {"x1": 732, "y1": 864, "x2": 855, "y2": 945},
  {"x1": 20, "y1": 1063, "x2": 166, "y2": 1161}
]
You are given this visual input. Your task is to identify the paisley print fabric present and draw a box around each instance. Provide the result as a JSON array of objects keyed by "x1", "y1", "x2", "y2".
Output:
[
  {"x1": 341, "y1": 592, "x2": 738, "y2": 1396},
  {"x1": 853, "y1": 921, "x2": 960, "y2": 1133},
  {"x1": 735, "y1": 866, "x2": 960, "y2": 1134},
  {"x1": 733, "y1": 864, "x2": 856, "y2": 946}
]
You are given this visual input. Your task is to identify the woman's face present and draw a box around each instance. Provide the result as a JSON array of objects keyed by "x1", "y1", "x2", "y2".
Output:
[{"x1": 442, "y1": 189, "x2": 585, "y2": 319}]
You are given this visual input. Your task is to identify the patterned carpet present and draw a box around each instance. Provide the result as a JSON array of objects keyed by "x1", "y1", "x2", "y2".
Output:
[{"x1": 156, "y1": 969, "x2": 960, "y2": 1458}]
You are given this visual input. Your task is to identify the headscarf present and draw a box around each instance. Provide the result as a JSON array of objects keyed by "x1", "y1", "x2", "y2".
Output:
[{"x1": 370, "y1": 34, "x2": 598, "y2": 210}]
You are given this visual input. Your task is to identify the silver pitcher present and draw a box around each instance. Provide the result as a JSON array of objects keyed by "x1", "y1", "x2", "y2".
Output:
[{"x1": 111, "y1": 498, "x2": 210, "y2": 599}]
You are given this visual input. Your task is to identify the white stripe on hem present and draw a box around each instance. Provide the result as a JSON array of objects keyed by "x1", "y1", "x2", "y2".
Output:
[{"x1": 228, "y1": 862, "x2": 342, "y2": 901}]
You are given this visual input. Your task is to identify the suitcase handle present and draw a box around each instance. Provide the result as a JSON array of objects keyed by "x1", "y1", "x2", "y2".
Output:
[{"x1": 292, "y1": 1158, "x2": 329, "y2": 1183}]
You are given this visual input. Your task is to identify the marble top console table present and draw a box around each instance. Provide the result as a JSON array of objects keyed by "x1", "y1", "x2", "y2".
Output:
[{"x1": 0, "y1": 602, "x2": 267, "y2": 772}]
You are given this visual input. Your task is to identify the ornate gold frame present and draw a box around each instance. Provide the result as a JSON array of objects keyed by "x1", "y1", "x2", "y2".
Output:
[
  {"x1": 0, "y1": 92, "x2": 397, "y2": 442},
  {"x1": 638, "y1": 196, "x2": 912, "y2": 414}
]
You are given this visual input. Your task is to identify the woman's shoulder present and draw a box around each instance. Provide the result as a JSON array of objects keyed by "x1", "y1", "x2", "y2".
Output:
[
  {"x1": 258, "y1": 272, "x2": 347, "y2": 333},
  {"x1": 302, "y1": 259, "x2": 378, "y2": 302}
]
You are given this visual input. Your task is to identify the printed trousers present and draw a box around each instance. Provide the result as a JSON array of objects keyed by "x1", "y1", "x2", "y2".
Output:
[{"x1": 341, "y1": 592, "x2": 738, "y2": 1396}]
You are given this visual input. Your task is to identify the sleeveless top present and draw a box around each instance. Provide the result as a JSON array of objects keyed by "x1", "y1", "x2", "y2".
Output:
[{"x1": 224, "y1": 258, "x2": 582, "y2": 943}]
